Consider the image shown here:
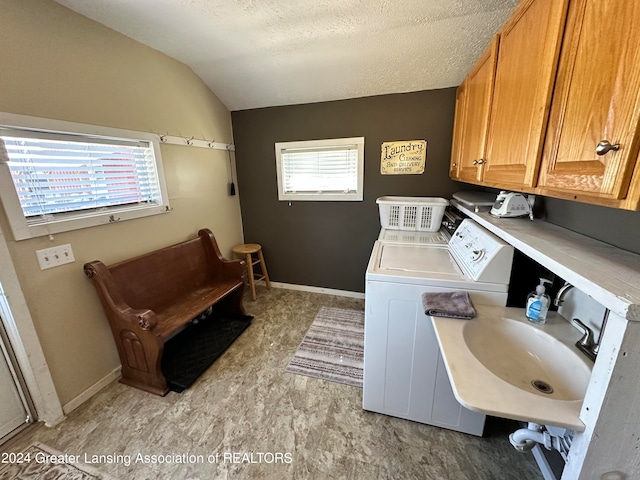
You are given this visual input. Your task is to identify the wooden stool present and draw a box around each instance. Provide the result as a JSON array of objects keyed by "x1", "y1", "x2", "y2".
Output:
[{"x1": 232, "y1": 243, "x2": 271, "y2": 300}]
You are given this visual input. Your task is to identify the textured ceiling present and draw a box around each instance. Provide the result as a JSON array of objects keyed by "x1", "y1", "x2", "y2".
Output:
[{"x1": 53, "y1": 0, "x2": 519, "y2": 111}]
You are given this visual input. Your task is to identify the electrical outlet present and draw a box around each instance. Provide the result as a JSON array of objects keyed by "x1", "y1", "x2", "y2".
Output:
[{"x1": 35, "y1": 244, "x2": 75, "y2": 270}]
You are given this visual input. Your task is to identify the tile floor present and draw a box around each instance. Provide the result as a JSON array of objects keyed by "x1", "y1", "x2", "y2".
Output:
[{"x1": 4, "y1": 287, "x2": 542, "y2": 479}]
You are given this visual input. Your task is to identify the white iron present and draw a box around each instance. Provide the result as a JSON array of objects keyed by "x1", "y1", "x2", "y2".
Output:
[{"x1": 490, "y1": 191, "x2": 534, "y2": 220}]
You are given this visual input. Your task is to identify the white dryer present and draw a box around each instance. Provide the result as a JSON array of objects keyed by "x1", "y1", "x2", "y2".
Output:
[{"x1": 363, "y1": 219, "x2": 514, "y2": 436}]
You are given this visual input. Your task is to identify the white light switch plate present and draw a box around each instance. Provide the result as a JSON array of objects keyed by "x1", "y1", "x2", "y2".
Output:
[{"x1": 35, "y1": 244, "x2": 75, "y2": 270}]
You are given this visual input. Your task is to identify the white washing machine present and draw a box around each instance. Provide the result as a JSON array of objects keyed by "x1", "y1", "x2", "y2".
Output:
[{"x1": 363, "y1": 219, "x2": 514, "y2": 436}]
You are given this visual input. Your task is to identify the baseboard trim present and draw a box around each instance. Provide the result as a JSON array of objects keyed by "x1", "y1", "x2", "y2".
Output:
[
  {"x1": 62, "y1": 366, "x2": 121, "y2": 415},
  {"x1": 269, "y1": 282, "x2": 365, "y2": 299}
]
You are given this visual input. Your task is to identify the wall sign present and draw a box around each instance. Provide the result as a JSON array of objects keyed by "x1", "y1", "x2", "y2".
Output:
[{"x1": 380, "y1": 140, "x2": 427, "y2": 175}]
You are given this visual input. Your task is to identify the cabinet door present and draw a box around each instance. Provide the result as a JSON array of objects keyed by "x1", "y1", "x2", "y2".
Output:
[
  {"x1": 449, "y1": 83, "x2": 467, "y2": 180},
  {"x1": 457, "y1": 36, "x2": 499, "y2": 183},
  {"x1": 538, "y1": 0, "x2": 640, "y2": 199},
  {"x1": 482, "y1": 0, "x2": 569, "y2": 189}
]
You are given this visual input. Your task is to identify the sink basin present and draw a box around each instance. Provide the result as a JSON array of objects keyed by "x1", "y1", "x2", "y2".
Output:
[
  {"x1": 431, "y1": 306, "x2": 593, "y2": 430},
  {"x1": 463, "y1": 318, "x2": 591, "y2": 401}
]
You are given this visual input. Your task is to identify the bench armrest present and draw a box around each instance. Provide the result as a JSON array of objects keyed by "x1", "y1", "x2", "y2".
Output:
[
  {"x1": 84, "y1": 261, "x2": 158, "y2": 331},
  {"x1": 198, "y1": 228, "x2": 245, "y2": 279}
]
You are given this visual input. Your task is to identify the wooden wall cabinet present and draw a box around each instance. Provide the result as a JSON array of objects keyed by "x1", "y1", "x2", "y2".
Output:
[
  {"x1": 482, "y1": 0, "x2": 569, "y2": 190},
  {"x1": 451, "y1": 0, "x2": 640, "y2": 211},
  {"x1": 451, "y1": 0, "x2": 568, "y2": 190},
  {"x1": 451, "y1": 36, "x2": 499, "y2": 183},
  {"x1": 537, "y1": 0, "x2": 640, "y2": 210},
  {"x1": 449, "y1": 82, "x2": 467, "y2": 180}
]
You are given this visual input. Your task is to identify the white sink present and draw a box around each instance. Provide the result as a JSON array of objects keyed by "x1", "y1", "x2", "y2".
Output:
[
  {"x1": 463, "y1": 318, "x2": 591, "y2": 401},
  {"x1": 432, "y1": 306, "x2": 593, "y2": 430}
]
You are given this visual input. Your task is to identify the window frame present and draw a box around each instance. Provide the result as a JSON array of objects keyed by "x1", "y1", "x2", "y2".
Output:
[
  {"x1": 274, "y1": 137, "x2": 365, "y2": 202},
  {"x1": 0, "y1": 112, "x2": 171, "y2": 241}
]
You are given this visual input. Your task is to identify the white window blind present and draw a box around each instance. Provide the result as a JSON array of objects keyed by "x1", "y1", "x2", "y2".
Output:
[
  {"x1": 0, "y1": 113, "x2": 170, "y2": 240},
  {"x1": 281, "y1": 145, "x2": 358, "y2": 194},
  {"x1": 275, "y1": 137, "x2": 364, "y2": 201},
  {"x1": 0, "y1": 130, "x2": 161, "y2": 223}
]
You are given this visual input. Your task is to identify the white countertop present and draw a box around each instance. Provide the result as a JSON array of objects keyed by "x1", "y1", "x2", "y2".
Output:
[{"x1": 453, "y1": 201, "x2": 640, "y2": 321}]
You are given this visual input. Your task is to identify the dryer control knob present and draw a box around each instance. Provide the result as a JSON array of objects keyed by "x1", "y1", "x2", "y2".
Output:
[{"x1": 472, "y1": 249, "x2": 485, "y2": 261}]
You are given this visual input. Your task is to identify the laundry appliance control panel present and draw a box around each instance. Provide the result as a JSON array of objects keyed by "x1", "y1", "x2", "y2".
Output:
[{"x1": 448, "y1": 219, "x2": 514, "y2": 283}]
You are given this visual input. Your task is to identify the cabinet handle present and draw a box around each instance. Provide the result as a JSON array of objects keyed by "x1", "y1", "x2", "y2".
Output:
[
  {"x1": 596, "y1": 140, "x2": 620, "y2": 156},
  {"x1": 452, "y1": 163, "x2": 458, "y2": 167},
  {"x1": 476, "y1": 159, "x2": 486, "y2": 165}
]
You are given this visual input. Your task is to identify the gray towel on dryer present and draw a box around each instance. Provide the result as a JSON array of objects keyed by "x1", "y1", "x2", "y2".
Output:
[{"x1": 422, "y1": 291, "x2": 477, "y2": 319}]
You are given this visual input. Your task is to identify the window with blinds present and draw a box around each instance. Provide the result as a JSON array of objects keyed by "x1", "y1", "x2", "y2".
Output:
[
  {"x1": 0, "y1": 117, "x2": 170, "y2": 240},
  {"x1": 275, "y1": 137, "x2": 364, "y2": 201}
]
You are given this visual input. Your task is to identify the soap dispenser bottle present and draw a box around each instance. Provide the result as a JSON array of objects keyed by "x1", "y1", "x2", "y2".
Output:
[{"x1": 526, "y1": 278, "x2": 551, "y2": 324}]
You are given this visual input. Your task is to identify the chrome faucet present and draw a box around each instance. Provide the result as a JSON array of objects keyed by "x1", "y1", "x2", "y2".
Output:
[
  {"x1": 572, "y1": 318, "x2": 597, "y2": 361},
  {"x1": 554, "y1": 282, "x2": 607, "y2": 362},
  {"x1": 554, "y1": 282, "x2": 574, "y2": 307}
]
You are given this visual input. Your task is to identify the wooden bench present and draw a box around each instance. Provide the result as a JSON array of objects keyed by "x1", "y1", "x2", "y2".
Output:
[{"x1": 84, "y1": 228, "x2": 247, "y2": 396}]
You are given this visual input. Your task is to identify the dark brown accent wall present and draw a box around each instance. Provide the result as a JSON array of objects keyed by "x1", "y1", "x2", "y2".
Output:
[
  {"x1": 231, "y1": 88, "x2": 460, "y2": 293},
  {"x1": 541, "y1": 197, "x2": 640, "y2": 255}
]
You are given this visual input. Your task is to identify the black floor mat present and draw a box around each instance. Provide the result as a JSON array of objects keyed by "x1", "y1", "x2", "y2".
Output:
[{"x1": 161, "y1": 312, "x2": 253, "y2": 393}]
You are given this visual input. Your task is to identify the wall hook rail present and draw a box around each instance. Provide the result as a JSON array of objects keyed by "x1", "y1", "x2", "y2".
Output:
[{"x1": 155, "y1": 133, "x2": 234, "y2": 151}]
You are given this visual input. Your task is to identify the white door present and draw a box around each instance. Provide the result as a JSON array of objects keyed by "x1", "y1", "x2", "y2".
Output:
[{"x1": 0, "y1": 319, "x2": 31, "y2": 442}]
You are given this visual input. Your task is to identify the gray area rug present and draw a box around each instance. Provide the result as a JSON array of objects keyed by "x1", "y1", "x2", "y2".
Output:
[
  {"x1": 285, "y1": 306, "x2": 364, "y2": 388},
  {"x1": 0, "y1": 443, "x2": 116, "y2": 480}
]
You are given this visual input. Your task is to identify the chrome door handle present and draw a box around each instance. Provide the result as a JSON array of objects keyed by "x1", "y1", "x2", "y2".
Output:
[{"x1": 596, "y1": 140, "x2": 620, "y2": 156}]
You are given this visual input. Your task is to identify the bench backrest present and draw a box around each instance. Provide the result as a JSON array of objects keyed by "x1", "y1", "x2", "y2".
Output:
[{"x1": 108, "y1": 236, "x2": 215, "y2": 311}]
